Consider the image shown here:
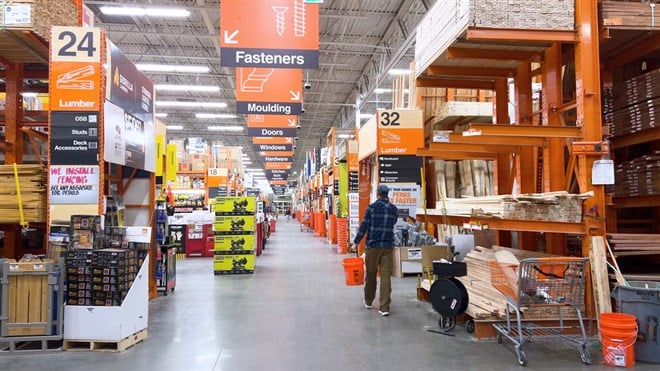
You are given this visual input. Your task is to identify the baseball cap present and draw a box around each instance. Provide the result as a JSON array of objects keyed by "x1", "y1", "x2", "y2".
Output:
[{"x1": 376, "y1": 184, "x2": 390, "y2": 194}]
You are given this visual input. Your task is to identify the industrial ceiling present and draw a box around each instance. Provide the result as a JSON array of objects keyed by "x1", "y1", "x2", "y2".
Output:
[{"x1": 88, "y1": 0, "x2": 434, "y2": 187}]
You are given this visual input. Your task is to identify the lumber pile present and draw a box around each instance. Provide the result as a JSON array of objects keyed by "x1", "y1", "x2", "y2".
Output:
[
  {"x1": 427, "y1": 191, "x2": 589, "y2": 222},
  {"x1": 614, "y1": 152, "x2": 660, "y2": 198},
  {"x1": 0, "y1": 0, "x2": 79, "y2": 42},
  {"x1": 603, "y1": 69, "x2": 660, "y2": 137},
  {"x1": 0, "y1": 165, "x2": 47, "y2": 224},
  {"x1": 469, "y1": 0, "x2": 574, "y2": 30},
  {"x1": 456, "y1": 246, "x2": 583, "y2": 320},
  {"x1": 607, "y1": 233, "x2": 660, "y2": 257},
  {"x1": 601, "y1": 1, "x2": 660, "y2": 30},
  {"x1": 431, "y1": 101, "x2": 493, "y2": 129}
]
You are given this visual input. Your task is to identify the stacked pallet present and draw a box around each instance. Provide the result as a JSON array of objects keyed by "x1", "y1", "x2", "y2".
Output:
[
  {"x1": 604, "y1": 68, "x2": 660, "y2": 137},
  {"x1": 431, "y1": 101, "x2": 493, "y2": 130},
  {"x1": 614, "y1": 152, "x2": 660, "y2": 197},
  {"x1": 457, "y1": 246, "x2": 583, "y2": 320},
  {"x1": 0, "y1": 165, "x2": 47, "y2": 224},
  {"x1": 469, "y1": 0, "x2": 574, "y2": 30},
  {"x1": 601, "y1": 1, "x2": 660, "y2": 30}
]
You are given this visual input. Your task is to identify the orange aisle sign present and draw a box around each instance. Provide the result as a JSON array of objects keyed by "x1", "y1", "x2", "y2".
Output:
[
  {"x1": 247, "y1": 114, "x2": 298, "y2": 128},
  {"x1": 348, "y1": 140, "x2": 359, "y2": 172},
  {"x1": 220, "y1": 0, "x2": 319, "y2": 69},
  {"x1": 50, "y1": 27, "x2": 102, "y2": 111},
  {"x1": 259, "y1": 151, "x2": 294, "y2": 157},
  {"x1": 235, "y1": 68, "x2": 302, "y2": 115},
  {"x1": 265, "y1": 162, "x2": 292, "y2": 170},
  {"x1": 270, "y1": 180, "x2": 288, "y2": 186},
  {"x1": 376, "y1": 109, "x2": 424, "y2": 155},
  {"x1": 252, "y1": 137, "x2": 294, "y2": 145}
]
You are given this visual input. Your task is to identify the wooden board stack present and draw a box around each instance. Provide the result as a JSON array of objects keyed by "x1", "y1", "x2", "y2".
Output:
[
  {"x1": 601, "y1": 1, "x2": 660, "y2": 30},
  {"x1": 457, "y1": 246, "x2": 584, "y2": 321},
  {"x1": 603, "y1": 68, "x2": 660, "y2": 137},
  {"x1": 607, "y1": 233, "x2": 660, "y2": 257},
  {"x1": 614, "y1": 151, "x2": 660, "y2": 198},
  {"x1": 0, "y1": 165, "x2": 47, "y2": 224}
]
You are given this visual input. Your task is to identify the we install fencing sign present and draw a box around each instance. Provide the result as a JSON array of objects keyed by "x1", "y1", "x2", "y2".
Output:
[
  {"x1": 220, "y1": 0, "x2": 320, "y2": 69},
  {"x1": 49, "y1": 165, "x2": 100, "y2": 204}
]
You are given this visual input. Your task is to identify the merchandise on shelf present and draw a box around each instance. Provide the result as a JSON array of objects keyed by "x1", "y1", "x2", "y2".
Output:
[
  {"x1": 212, "y1": 197, "x2": 258, "y2": 275},
  {"x1": 213, "y1": 253, "x2": 255, "y2": 275}
]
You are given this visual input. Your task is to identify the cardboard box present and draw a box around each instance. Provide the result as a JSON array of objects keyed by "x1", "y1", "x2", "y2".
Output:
[
  {"x1": 392, "y1": 247, "x2": 422, "y2": 278},
  {"x1": 214, "y1": 196, "x2": 256, "y2": 214},
  {"x1": 213, "y1": 253, "x2": 255, "y2": 273},
  {"x1": 421, "y1": 245, "x2": 453, "y2": 272},
  {"x1": 214, "y1": 234, "x2": 256, "y2": 254},
  {"x1": 214, "y1": 215, "x2": 256, "y2": 233}
]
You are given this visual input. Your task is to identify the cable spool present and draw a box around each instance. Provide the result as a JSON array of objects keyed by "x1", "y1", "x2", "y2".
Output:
[{"x1": 429, "y1": 278, "x2": 469, "y2": 318}]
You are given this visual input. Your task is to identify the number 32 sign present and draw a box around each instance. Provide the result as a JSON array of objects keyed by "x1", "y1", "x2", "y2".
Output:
[{"x1": 51, "y1": 26, "x2": 101, "y2": 63}]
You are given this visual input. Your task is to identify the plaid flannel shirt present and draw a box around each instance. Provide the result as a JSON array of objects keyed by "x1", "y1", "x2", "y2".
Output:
[{"x1": 353, "y1": 198, "x2": 398, "y2": 248}]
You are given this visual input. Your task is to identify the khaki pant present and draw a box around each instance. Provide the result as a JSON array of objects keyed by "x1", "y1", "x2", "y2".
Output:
[{"x1": 364, "y1": 248, "x2": 393, "y2": 312}]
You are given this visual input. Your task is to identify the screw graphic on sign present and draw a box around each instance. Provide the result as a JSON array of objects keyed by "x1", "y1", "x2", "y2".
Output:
[
  {"x1": 293, "y1": 0, "x2": 306, "y2": 37},
  {"x1": 272, "y1": 6, "x2": 289, "y2": 36}
]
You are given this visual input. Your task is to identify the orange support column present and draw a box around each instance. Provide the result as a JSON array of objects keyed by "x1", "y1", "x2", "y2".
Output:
[
  {"x1": 337, "y1": 217, "x2": 348, "y2": 253},
  {"x1": 494, "y1": 78, "x2": 512, "y2": 247},
  {"x1": 542, "y1": 43, "x2": 567, "y2": 255},
  {"x1": 515, "y1": 62, "x2": 537, "y2": 251},
  {"x1": 575, "y1": 0, "x2": 606, "y2": 241},
  {"x1": 4, "y1": 63, "x2": 24, "y2": 164}
]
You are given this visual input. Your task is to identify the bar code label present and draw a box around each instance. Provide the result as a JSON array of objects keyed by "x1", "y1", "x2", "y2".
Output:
[{"x1": 3, "y1": 4, "x2": 31, "y2": 24}]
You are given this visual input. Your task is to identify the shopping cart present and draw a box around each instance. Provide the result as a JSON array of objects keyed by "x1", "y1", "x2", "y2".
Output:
[
  {"x1": 300, "y1": 212, "x2": 312, "y2": 232},
  {"x1": 490, "y1": 257, "x2": 591, "y2": 366}
]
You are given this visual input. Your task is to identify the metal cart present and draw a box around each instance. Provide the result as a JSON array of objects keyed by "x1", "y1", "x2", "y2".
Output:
[
  {"x1": 490, "y1": 257, "x2": 591, "y2": 366},
  {"x1": 300, "y1": 212, "x2": 312, "y2": 232}
]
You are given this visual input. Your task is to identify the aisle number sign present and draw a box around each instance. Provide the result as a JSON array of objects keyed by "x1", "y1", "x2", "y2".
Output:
[
  {"x1": 377, "y1": 109, "x2": 424, "y2": 155},
  {"x1": 50, "y1": 27, "x2": 103, "y2": 112},
  {"x1": 51, "y1": 27, "x2": 101, "y2": 62}
]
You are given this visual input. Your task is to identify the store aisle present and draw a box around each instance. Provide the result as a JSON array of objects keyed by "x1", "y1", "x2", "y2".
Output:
[{"x1": 2, "y1": 219, "x2": 651, "y2": 370}]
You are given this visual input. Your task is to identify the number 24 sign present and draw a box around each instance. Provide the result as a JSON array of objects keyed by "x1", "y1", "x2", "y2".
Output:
[{"x1": 51, "y1": 26, "x2": 101, "y2": 63}]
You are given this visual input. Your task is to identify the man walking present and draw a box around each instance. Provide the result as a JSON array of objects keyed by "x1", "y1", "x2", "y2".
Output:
[{"x1": 351, "y1": 185, "x2": 398, "y2": 316}]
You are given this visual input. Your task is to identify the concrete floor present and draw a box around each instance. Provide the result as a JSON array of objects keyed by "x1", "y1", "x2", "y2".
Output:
[{"x1": 1, "y1": 218, "x2": 655, "y2": 370}]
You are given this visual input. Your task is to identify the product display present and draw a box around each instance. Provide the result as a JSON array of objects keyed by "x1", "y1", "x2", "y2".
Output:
[{"x1": 213, "y1": 197, "x2": 257, "y2": 275}]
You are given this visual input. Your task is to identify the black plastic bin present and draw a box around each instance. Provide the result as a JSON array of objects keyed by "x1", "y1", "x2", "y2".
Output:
[{"x1": 611, "y1": 281, "x2": 660, "y2": 364}]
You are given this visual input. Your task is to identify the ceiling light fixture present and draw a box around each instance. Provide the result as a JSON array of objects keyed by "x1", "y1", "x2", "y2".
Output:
[
  {"x1": 195, "y1": 113, "x2": 237, "y2": 119},
  {"x1": 336, "y1": 133, "x2": 353, "y2": 139},
  {"x1": 136, "y1": 64, "x2": 209, "y2": 73},
  {"x1": 388, "y1": 69, "x2": 411, "y2": 75},
  {"x1": 359, "y1": 113, "x2": 373, "y2": 119},
  {"x1": 207, "y1": 126, "x2": 243, "y2": 132},
  {"x1": 156, "y1": 101, "x2": 227, "y2": 108},
  {"x1": 374, "y1": 88, "x2": 392, "y2": 94},
  {"x1": 99, "y1": 6, "x2": 190, "y2": 18},
  {"x1": 155, "y1": 113, "x2": 168, "y2": 118},
  {"x1": 155, "y1": 84, "x2": 220, "y2": 92},
  {"x1": 166, "y1": 125, "x2": 183, "y2": 130}
]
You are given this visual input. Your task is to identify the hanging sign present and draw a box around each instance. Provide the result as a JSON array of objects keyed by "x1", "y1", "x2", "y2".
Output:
[
  {"x1": 220, "y1": 0, "x2": 320, "y2": 69},
  {"x1": 236, "y1": 68, "x2": 302, "y2": 115},
  {"x1": 248, "y1": 115, "x2": 297, "y2": 128}
]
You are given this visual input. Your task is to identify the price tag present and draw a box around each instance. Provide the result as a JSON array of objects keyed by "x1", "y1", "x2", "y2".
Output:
[
  {"x1": 407, "y1": 248, "x2": 422, "y2": 259},
  {"x1": 51, "y1": 26, "x2": 101, "y2": 62}
]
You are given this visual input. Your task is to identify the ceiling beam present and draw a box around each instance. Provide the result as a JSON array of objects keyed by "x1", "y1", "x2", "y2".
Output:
[
  {"x1": 447, "y1": 47, "x2": 541, "y2": 61},
  {"x1": 427, "y1": 66, "x2": 514, "y2": 77},
  {"x1": 416, "y1": 77, "x2": 494, "y2": 89}
]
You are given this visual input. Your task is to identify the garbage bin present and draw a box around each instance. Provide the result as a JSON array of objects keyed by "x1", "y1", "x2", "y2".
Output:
[{"x1": 611, "y1": 281, "x2": 660, "y2": 364}]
